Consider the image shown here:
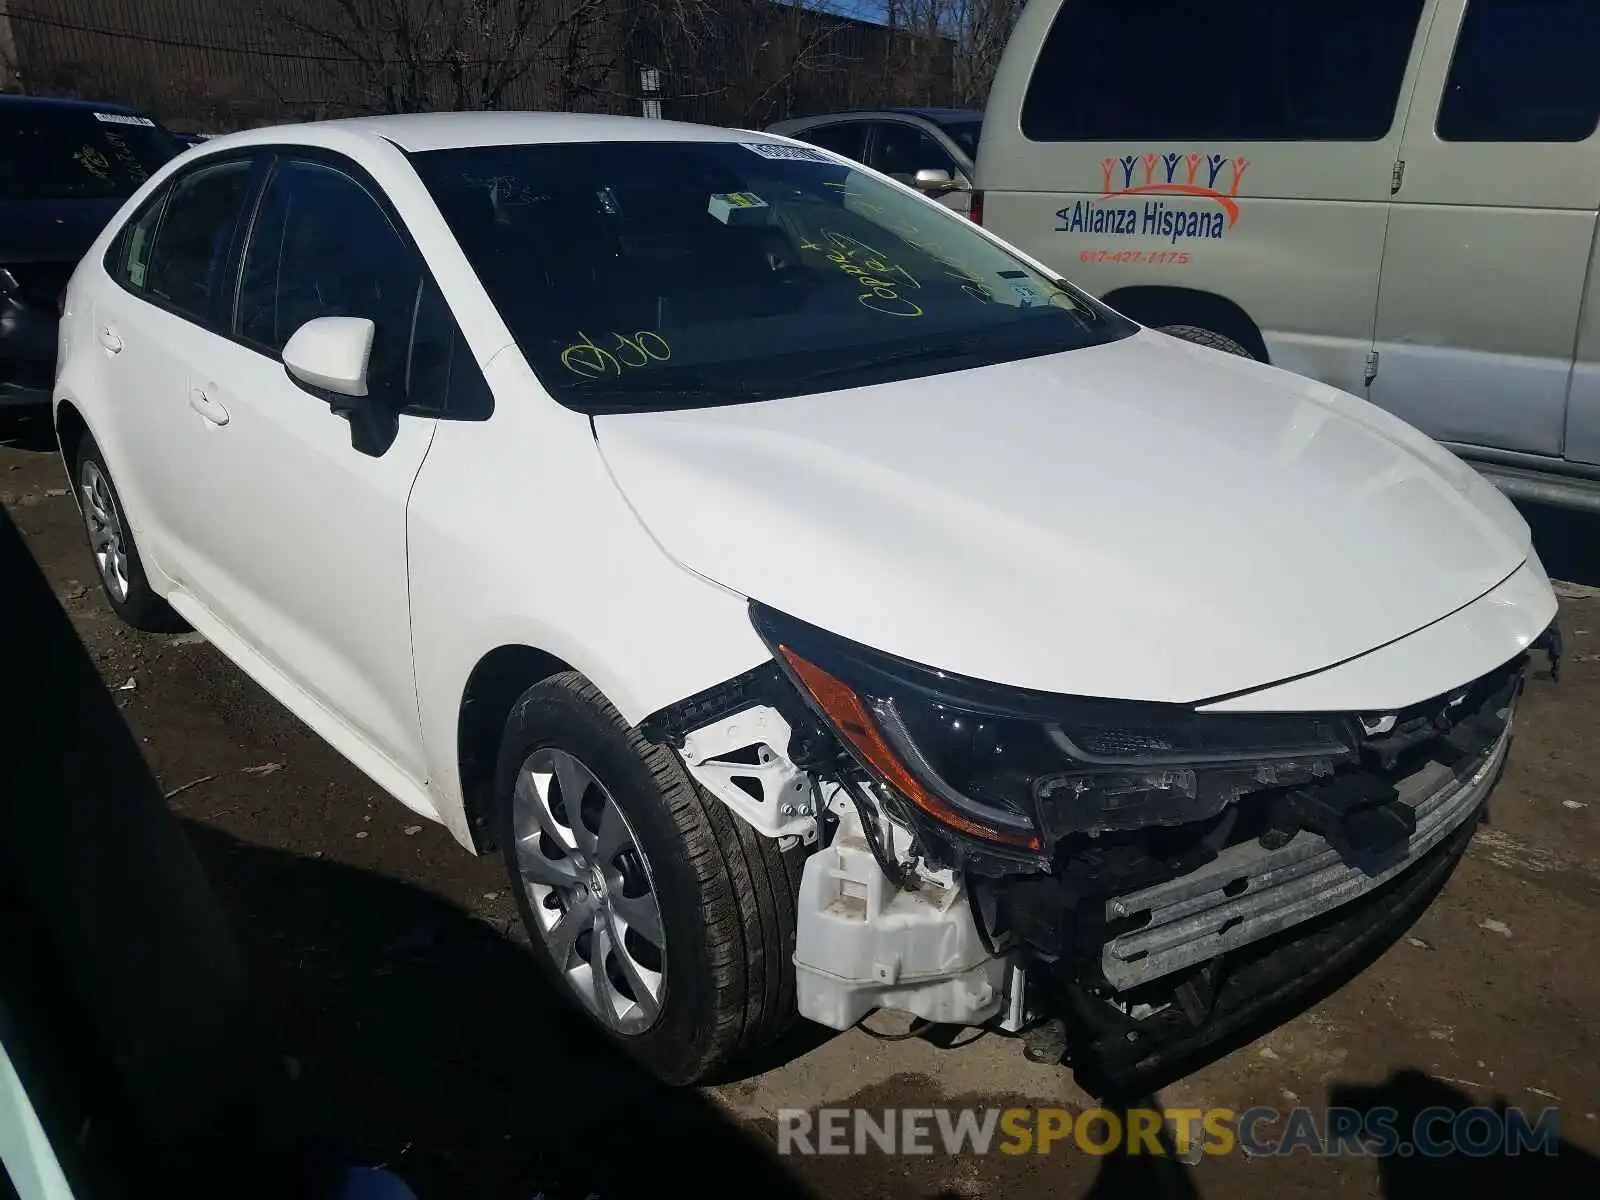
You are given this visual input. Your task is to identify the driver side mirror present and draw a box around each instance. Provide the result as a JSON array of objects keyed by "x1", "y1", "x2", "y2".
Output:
[
  {"x1": 282, "y1": 316, "x2": 374, "y2": 398},
  {"x1": 281, "y1": 316, "x2": 397, "y2": 458},
  {"x1": 915, "y1": 167, "x2": 967, "y2": 193}
]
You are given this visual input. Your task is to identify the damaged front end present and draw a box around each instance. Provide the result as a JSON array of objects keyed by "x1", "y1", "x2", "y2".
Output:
[{"x1": 638, "y1": 602, "x2": 1540, "y2": 1087}]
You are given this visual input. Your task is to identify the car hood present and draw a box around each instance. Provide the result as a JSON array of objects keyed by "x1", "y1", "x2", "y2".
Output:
[
  {"x1": 593, "y1": 330, "x2": 1532, "y2": 704},
  {"x1": 0, "y1": 197, "x2": 124, "y2": 264}
]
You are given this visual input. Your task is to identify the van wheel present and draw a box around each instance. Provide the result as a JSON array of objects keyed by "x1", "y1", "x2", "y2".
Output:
[
  {"x1": 1158, "y1": 324, "x2": 1258, "y2": 360},
  {"x1": 495, "y1": 670, "x2": 808, "y2": 1084},
  {"x1": 74, "y1": 437, "x2": 187, "y2": 632}
]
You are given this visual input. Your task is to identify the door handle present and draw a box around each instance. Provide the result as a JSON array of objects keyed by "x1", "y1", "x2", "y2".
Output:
[
  {"x1": 96, "y1": 325, "x2": 123, "y2": 354},
  {"x1": 188, "y1": 387, "x2": 230, "y2": 426}
]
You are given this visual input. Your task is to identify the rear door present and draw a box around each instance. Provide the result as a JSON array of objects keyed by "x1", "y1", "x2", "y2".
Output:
[
  {"x1": 1371, "y1": 0, "x2": 1600, "y2": 457},
  {"x1": 977, "y1": 0, "x2": 1430, "y2": 395},
  {"x1": 90, "y1": 153, "x2": 257, "y2": 576}
]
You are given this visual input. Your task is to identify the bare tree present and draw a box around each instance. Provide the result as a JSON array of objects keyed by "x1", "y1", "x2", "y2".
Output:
[
  {"x1": 0, "y1": 0, "x2": 23, "y2": 92},
  {"x1": 871, "y1": 0, "x2": 1024, "y2": 108},
  {"x1": 261, "y1": 0, "x2": 629, "y2": 114},
  {"x1": 946, "y1": 0, "x2": 1025, "y2": 105},
  {"x1": 687, "y1": 0, "x2": 860, "y2": 126}
]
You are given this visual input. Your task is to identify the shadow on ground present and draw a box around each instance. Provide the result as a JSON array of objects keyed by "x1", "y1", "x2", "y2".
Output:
[
  {"x1": 1518, "y1": 501, "x2": 1600, "y2": 589},
  {"x1": 185, "y1": 822, "x2": 819, "y2": 1199},
  {"x1": 1071, "y1": 1071, "x2": 1600, "y2": 1200},
  {"x1": 1327, "y1": 1070, "x2": 1600, "y2": 1198},
  {"x1": 0, "y1": 487, "x2": 814, "y2": 1200},
  {"x1": 0, "y1": 408, "x2": 57, "y2": 453}
]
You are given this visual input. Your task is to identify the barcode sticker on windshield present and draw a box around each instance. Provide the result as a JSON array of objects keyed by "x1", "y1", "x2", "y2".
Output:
[
  {"x1": 94, "y1": 112, "x2": 156, "y2": 127},
  {"x1": 740, "y1": 142, "x2": 831, "y2": 163}
]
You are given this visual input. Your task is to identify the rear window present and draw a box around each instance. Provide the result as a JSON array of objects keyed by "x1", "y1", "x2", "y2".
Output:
[
  {"x1": 410, "y1": 140, "x2": 1133, "y2": 414},
  {"x1": 1020, "y1": 0, "x2": 1426, "y2": 142},
  {"x1": 0, "y1": 106, "x2": 180, "y2": 201}
]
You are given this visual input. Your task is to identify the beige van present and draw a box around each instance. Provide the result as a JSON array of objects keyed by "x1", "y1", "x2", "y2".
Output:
[{"x1": 976, "y1": 0, "x2": 1600, "y2": 511}]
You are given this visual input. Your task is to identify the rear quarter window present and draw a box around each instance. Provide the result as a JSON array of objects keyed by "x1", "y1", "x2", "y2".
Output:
[{"x1": 1020, "y1": 0, "x2": 1426, "y2": 142}]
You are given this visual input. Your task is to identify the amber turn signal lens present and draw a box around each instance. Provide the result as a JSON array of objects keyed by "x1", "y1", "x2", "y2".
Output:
[{"x1": 778, "y1": 645, "x2": 1041, "y2": 851}]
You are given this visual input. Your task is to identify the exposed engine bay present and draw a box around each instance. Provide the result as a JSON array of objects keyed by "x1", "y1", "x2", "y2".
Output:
[{"x1": 638, "y1": 601, "x2": 1560, "y2": 1085}]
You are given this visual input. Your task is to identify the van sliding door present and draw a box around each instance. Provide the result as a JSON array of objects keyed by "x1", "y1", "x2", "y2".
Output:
[
  {"x1": 1370, "y1": 0, "x2": 1600, "y2": 459},
  {"x1": 979, "y1": 0, "x2": 1430, "y2": 396}
]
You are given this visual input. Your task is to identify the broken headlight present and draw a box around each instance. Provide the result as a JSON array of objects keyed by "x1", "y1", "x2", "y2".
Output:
[{"x1": 751, "y1": 603, "x2": 1359, "y2": 851}]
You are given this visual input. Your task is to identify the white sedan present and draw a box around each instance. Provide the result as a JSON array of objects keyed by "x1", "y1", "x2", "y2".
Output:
[{"x1": 53, "y1": 112, "x2": 1559, "y2": 1087}]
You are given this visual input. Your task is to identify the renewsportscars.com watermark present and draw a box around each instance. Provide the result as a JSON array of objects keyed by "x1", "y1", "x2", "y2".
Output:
[{"x1": 776, "y1": 1106, "x2": 1560, "y2": 1158}]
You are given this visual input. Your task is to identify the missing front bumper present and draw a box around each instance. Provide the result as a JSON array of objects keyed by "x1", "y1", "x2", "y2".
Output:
[
  {"x1": 1062, "y1": 801, "x2": 1485, "y2": 1094},
  {"x1": 1099, "y1": 723, "x2": 1508, "y2": 990}
]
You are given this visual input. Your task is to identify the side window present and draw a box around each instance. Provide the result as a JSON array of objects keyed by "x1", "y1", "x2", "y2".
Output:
[
  {"x1": 407, "y1": 277, "x2": 493, "y2": 420},
  {"x1": 1437, "y1": 0, "x2": 1600, "y2": 143},
  {"x1": 869, "y1": 122, "x2": 958, "y2": 184},
  {"x1": 236, "y1": 158, "x2": 420, "y2": 402},
  {"x1": 798, "y1": 122, "x2": 867, "y2": 162},
  {"x1": 1020, "y1": 0, "x2": 1427, "y2": 141},
  {"x1": 111, "y1": 192, "x2": 167, "y2": 293},
  {"x1": 139, "y1": 158, "x2": 252, "y2": 321}
]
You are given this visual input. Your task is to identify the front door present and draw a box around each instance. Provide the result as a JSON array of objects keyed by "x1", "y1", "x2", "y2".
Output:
[
  {"x1": 1370, "y1": 0, "x2": 1600, "y2": 457},
  {"x1": 866, "y1": 121, "x2": 972, "y2": 212},
  {"x1": 174, "y1": 153, "x2": 437, "y2": 779}
]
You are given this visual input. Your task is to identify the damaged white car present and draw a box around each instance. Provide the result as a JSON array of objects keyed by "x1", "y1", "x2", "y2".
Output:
[{"x1": 54, "y1": 112, "x2": 1560, "y2": 1087}]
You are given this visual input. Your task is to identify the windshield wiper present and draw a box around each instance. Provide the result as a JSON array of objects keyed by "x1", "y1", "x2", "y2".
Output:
[
  {"x1": 797, "y1": 338, "x2": 993, "y2": 385},
  {"x1": 566, "y1": 380, "x2": 786, "y2": 412}
]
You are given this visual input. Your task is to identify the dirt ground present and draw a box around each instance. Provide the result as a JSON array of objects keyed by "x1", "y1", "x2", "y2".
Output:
[{"x1": 4, "y1": 409, "x2": 1599, "y2": 1199}]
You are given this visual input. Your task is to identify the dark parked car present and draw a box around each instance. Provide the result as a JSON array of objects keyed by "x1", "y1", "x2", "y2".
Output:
[
  {"x1": 765, "y1": 107, "x2": 982, "y2": 213},
  {"x1": 1, "y1": 95, "x2": 181, "y2": 408}
]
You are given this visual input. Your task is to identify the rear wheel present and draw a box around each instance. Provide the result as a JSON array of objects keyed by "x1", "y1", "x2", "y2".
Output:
[
  {"x1": 496, "y1": 671, "x2": 808, "y2": 1084},
  {"x1": 75, "y1": 437, "x2": 186, "y2": 632},
  {"x1": 1157, "y1": 324, "x2": 1258, "y2": 360}
]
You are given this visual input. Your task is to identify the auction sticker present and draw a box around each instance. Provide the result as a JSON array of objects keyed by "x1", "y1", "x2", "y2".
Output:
[{"x1": 741, "y1": 142, "x2": 830, "y2": 163}]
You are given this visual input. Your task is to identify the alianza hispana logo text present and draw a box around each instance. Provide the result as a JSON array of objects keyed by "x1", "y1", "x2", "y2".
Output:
[
  {"x1": 1057, "y1": 151, "x2": 1249, "y2": 245},
  {"x1": 776, "y1": 1105, "x2": 1559, "y2": 1157}
]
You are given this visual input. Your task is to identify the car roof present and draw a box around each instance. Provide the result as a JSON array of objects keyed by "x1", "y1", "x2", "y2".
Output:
[
  {"x1": 772, "y1": 107, "x2": 983, "y2": 127},
  {"x1": 202, "y1": 111, "x2": 780, "y2": 155},
  {"x1": 0, "y1": 93, "x2": 146, "y2": 116}
]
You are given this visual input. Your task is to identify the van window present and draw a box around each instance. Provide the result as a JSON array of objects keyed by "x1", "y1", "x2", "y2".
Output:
[
  {"x1": 1020, "y1": 0, "x2": 1426, "y2": 142},
  {"x1": 1436, "y1": 0, "x2": 1600, "y2": 143}
]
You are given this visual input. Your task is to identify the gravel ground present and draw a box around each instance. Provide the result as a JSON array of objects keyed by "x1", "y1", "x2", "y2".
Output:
[{"x1": 4, "y1": 410, "x2": 1598, "y2": 1199}]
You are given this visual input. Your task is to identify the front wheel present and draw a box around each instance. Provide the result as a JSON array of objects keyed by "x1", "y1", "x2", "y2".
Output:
[
  {"x1": 1157, "y1": 323, "x2": 1258, "y2": 360},
  {"x1": 495, "y1": 671, "x2": 808, "y2": 1084}
]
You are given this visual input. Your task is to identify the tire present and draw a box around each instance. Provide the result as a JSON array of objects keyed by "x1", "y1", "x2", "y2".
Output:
[
  {"x1": 495, "y1": 671, "x2": 808, "y2": 1084},
  {"x1": 74, "y1": 436, "x2": 187, "y2": 633},
  {"x1": 1158, "y1": 323, "x2": 1259, "y2": 360}
]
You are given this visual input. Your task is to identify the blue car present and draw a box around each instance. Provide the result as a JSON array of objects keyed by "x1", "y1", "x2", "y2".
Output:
[{"x1": 1, "y1": 95, "x2": 182, "y2": 408}]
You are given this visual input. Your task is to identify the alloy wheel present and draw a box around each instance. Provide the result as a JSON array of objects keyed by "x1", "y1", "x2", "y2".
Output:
[
  {"x1": 80, "y1": 459, "x2": 130, "y2": 603},
  {"x1": 512, "y1": 747, "x2": 667, "y2": 1034}
]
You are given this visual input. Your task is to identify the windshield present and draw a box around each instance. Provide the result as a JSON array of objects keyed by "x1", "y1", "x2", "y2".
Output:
[
  {"x1": 409, "y1": 140, "x2": 1133, "y2": 413},
  {"x1": 939, "y1": 118, "x2": 982, "y2": 160}
]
